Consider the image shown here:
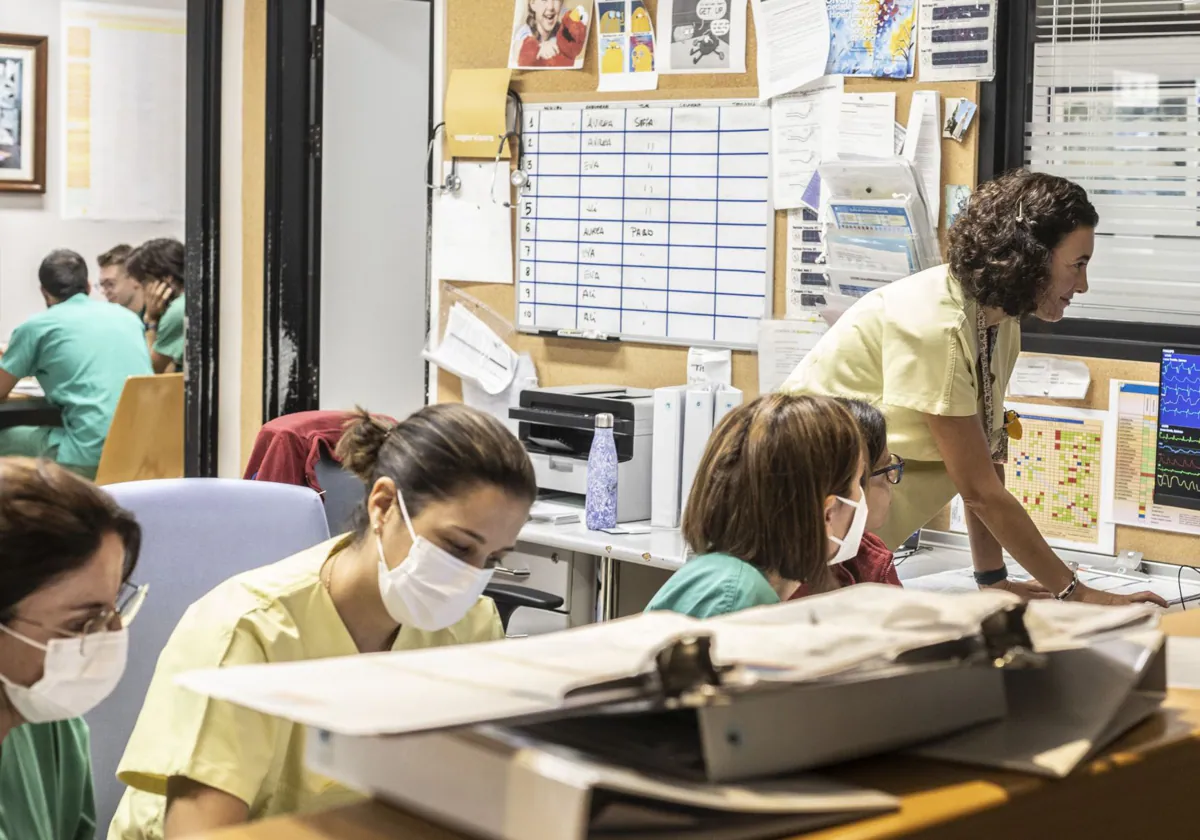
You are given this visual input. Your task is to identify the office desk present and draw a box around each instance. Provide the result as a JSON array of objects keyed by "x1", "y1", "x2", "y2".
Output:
[
  {"x1": 196, "y1": 611, "x2": 1200, "y2": 840},
  {"x1": 516, "y1": 520, "x2": 686, "y2": 621},
  {"x1": 0, "y1": 396, "x2": 62, "y2": 428}
]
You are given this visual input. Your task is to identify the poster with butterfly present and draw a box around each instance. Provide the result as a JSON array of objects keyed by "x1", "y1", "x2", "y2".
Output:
[{"x1": 825, "y1": 0, "x2": 916, "y2": 79}]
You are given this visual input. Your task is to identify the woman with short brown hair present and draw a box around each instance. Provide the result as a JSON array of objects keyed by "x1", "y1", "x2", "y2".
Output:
[{"x1": 646, "y1": 394, "x2": 867, "y2": 616}]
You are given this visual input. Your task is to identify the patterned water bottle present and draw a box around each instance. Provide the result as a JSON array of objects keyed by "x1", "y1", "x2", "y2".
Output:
[{"x1": 585, "y1": 412, "x2": 618, "y2": 530}]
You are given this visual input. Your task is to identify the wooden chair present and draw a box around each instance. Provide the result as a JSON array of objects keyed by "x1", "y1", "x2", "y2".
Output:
[{"x1": 94, "y1": 374, "x2": 184, "y2": 486}]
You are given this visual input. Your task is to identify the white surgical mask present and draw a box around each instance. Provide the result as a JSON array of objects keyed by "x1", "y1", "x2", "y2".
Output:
[
  {"x1": 376, "y1": 490, "x2": 494, "y2": 632},
  {"x1": 827, "y1": 492, "x2": 869, "y2": 566},
  {"x1": 0, "y1": 622, "x2": 128, "y2": 722}
]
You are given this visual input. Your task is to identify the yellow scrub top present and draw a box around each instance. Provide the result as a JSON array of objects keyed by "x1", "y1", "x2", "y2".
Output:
[
  {"x1": 783, "y1": 265, "x2": 1021, "y2": 548},
  {"x1": 108, "y1": 537, "x2": 505, "y2": 840}
]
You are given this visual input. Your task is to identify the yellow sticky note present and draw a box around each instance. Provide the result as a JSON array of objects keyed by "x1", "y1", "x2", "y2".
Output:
[{"x1": 445, "y1": 68, "x2": 512, "y2": 160}]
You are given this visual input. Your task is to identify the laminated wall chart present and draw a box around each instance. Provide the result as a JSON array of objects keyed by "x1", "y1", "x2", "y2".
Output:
[{"x1": 515, "y1": 99, "x2": 773, "y2": 348}]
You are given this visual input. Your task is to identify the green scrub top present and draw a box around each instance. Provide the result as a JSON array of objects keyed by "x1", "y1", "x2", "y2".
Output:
[
  {"x1": 153, "y1": 295, "x2": 185, "y2": 366},
  {"x1": 0, "y1": 718, "x2": 96, "y2": 840},
  {"x1": 0, "y1": 294, "x2": 153, "y2": 468},
  {"x1": 645, "y1": 553, "x2": 780, "y2": 619}
]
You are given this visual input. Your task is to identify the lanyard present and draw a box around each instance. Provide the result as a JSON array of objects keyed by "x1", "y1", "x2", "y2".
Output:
[{"x1": 975, "y1": 308, "x2": 1008, "y2": 465}]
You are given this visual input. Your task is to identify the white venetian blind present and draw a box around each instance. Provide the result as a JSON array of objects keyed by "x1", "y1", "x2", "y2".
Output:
[{"x1": 1026, "y1": 0, "x2": 1200, "y2": 324}]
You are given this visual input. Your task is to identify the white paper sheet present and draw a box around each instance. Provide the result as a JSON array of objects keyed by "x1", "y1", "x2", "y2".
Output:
[
  {"x1": 1003, "y1": 402, "x2": 1118, "y2": 555},
  {"x1": 61, "y1": 3, "x2": 186, "y2": 220},
  {"x1": 462, "y1": 352, "x2": 538, "y2": 434},
  {"x1": 757, "y1": 316, "x2": 826, "y2": 393},
  {"x1": 770, "y1": 75, "x2": 843, "y2": 210},
  {"x1": 785, "y1": 207, "x2": 829, "y2": 317},
  {"x1": 687, "y1": 347, "x2": 733, "y2": 386},
  {"x1": 1105, "y1": 380, "x2": 1200, "y2": 537},
  {"x1": 918, "y1": 0, "x2": 996, "y2": 83},
  {"x1": 424, "y1": 303, "x2": 518, "y2": 395},
  {"x1": 657, "y1": 0, "x2": 748, "y2": 74},
  {"x1": 750, "y1": 0, "x2": 831, "y2": 101},
  {"x1": 1008, "y1": 356, "x2": 1091, "y2": 399},
  {"x1": 901, "y1": 90, "x2": 941, "y2": 228},
  {"x1": 824, "y1": 235, "x2": 914, "y2": 275},
  {"x1": 431, "y1": 162, "x2": 515, "y2": 285},
  {"x1": 893, "y1": 121, "x2": 906, "y2": 155},
  {"x1": 834, "y1": 93, "x2": 896, "y2": 160}
]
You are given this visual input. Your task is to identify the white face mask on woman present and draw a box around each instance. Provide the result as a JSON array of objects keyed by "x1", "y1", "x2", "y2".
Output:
[
  {"x1": 0, "y1": 622, "x2": 128, "y2": 722},
  {"x1": 375, "y1": 490, "x2": 495, "y2": 632},
  {"x1": 827, "y1": 492, "x2": 869, "y2": 566}
]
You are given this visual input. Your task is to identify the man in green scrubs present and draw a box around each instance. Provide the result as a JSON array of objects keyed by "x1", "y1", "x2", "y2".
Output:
[
  {"x1": 0, "y1": 249, "x2": 153, "y2": 479},
  {"x1": 126, "y1": 238, "x2": 185, "y2": 373},
  {"x1": 97, "y1": 243, "x2": 146, "y2": 324}
]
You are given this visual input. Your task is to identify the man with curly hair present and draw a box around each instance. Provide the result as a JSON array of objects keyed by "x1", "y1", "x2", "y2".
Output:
[{"x1": 783, "y1": 169, "x2": 1166, "y2": 609}]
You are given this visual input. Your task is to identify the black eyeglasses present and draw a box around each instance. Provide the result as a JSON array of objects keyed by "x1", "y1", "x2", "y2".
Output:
[{"x1": 871, "y1": 454, "x2": 905, "y2": 486}]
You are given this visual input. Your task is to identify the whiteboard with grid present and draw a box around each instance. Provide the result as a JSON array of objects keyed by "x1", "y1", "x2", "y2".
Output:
[{"x1": 515, "y1": 99, "x2": 773, "y2": 349}]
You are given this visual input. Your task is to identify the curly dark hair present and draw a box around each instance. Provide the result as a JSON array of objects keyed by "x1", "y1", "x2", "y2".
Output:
[
  {"x1": 126, "y1": 238, "x2": 185, "y2": 290},
  {"x1": 948, "y1": 170, "x2": 1098, "y2": 318}
]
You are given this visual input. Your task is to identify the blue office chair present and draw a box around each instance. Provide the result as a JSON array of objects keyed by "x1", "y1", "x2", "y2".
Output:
[
  {"x1": 312, "y1": 447, "x2": 564, "y2": 631},
  {"x1": 88, "y1": 479, "x2": 331, "y2": 834}
]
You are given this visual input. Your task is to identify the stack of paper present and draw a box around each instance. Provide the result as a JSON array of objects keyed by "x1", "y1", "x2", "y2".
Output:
[{"x1": 529, "y1": 499, "x2": 582, "y2": 525}]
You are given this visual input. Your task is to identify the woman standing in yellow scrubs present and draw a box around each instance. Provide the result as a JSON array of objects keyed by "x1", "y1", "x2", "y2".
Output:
[
  {"x1": 109, "y1": 404, "x2": 538, "y2": 838},
  {"x1": 785, "y1": 170, "x2": 1165, "y2": 607}
]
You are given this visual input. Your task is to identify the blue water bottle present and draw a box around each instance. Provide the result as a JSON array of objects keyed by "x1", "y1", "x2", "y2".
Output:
[{"x1": 585, "y1": 412, "x2": 618, "y2": 530}]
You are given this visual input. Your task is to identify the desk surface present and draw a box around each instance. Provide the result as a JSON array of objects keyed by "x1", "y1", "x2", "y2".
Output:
[
  {"x1": 196, "y1": 611, "x2": 1200, "y2": 840},
  {"x1": 0, "y1": 396, "x2": 62, "y2": 429},
  {"x1": 518, "y1": 519, "x2": 688, "y2": 571}
]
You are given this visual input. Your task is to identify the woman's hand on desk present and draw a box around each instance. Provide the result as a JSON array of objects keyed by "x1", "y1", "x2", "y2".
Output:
[
  {"x1": 1069, "y1": 584, "x2": 1169, "y2": 609},
  {"x1": 981, "y1": 578, "x2": 1050, "y2": 600}
]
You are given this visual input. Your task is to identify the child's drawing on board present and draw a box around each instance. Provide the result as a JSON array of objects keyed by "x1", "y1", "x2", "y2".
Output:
[{"x1": 509, "y1": 0, "x2": 591, "y2": 70}]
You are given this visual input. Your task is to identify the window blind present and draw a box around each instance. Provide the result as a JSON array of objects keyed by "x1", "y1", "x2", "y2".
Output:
[{"x1": 1026, "y1": 0, "x2": 1200, "y2": 325}]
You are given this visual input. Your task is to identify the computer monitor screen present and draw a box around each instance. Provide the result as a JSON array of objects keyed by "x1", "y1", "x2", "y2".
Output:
[{"x1": 1154, "y1": 349, "x2": 1200, "y2": 511}]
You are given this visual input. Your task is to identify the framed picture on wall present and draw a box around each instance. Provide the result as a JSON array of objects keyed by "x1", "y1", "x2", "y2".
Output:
[{"x1": 0, "y1": 33, "x2": 48, "y2": 193}]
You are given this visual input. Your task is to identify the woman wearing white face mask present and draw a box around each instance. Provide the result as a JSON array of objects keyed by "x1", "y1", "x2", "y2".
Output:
[
  {"x1": 0, "y1": 458, "x2": 145, "y2": 840},
  {"x1": 645, "y1": 394, "x2": 866, "y2": 618},
  {"x1": 109, "y1": 405, "x2": 537, "y2": 839}
]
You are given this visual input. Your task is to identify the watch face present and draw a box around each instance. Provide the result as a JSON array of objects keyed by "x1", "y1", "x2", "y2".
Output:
[{"x1": 510, "y1": 170, "x2": 528, "y2": 188}]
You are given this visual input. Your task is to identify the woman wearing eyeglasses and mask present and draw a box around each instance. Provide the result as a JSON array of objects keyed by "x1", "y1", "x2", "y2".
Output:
[
  {"x1": 110, "y1": 404, "x2": 537, "y2": 839},
  {"x1": 0, "y1": 458, "x2": 144, "y2": 840}
]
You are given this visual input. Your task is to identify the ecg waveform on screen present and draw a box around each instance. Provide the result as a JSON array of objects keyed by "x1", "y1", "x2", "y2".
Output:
[
  {"x1": 1156, "y1": 429, "x2": 1200, "y2": 500},
  {"x1": 1158, "y1": 357, "x2": 1200, "y2": 428}
]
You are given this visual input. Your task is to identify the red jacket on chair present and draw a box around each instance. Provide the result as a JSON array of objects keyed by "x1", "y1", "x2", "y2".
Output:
[{"x1": 243, "y1": 411, "x2": 354, "y2": 493}]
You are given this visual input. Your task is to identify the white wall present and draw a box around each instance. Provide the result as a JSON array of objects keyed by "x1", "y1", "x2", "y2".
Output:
[
  {"x1": 0, "y1": 0, "x2": 184, "y2": 338},
  {"x1": 319, "y1": 0, "x2": 429, "y2": 422},
  {"x1": 218, "y1": 0, "x2": 245, "y2": 478}
]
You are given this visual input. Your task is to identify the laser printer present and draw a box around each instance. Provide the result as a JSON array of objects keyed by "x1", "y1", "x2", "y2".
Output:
[{"x1": 510, "y1": 385, "x2": 654, "y2": 523}]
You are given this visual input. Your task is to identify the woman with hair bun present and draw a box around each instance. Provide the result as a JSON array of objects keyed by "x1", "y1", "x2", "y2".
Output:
[
  {"x1": 110, "y1": 404, "x2": 537, "y2": 839},
  {"x1": 784, "y1": 170, "x2": 1165, "y2": 608}
]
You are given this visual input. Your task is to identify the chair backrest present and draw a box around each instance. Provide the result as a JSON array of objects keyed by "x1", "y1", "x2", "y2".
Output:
[
  {"x1": 312, "y1": 445, "x2": 367, "y2": 535},
  {"x1": 86, "y1": 479, "x2": 331, "y2": 833},
  {"x1": 94, "y1": 374, "x2": 184, "y2": 486}
]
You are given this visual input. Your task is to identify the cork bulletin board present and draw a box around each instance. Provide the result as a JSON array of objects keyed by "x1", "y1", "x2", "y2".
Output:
[{"x1": 436, "y1": 0, "x2": 981, "y2": 403}]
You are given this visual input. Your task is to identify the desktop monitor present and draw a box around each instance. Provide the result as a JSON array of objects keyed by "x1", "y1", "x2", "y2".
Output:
[{"x1": 1154, "y1": 348, "x2": 1200, "y2": 511}]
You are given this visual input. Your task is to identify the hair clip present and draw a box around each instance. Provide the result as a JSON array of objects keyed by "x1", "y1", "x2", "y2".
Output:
[{"x1": 1016, "y1": 202, "x2": 1025, "y2": 223}]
